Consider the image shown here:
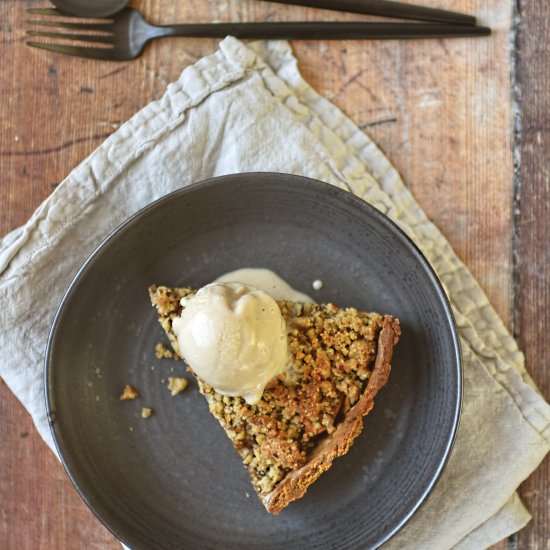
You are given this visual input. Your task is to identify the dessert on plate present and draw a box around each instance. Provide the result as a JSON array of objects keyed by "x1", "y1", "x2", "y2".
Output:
[{"x1": 148, "y1": 282, "x2": 400, "y2": 514}]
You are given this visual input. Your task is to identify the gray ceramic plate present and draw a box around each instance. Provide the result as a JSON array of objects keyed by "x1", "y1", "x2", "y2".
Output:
[{"x1": 46, "y1": 173, "x2": 461, "y2": 550}]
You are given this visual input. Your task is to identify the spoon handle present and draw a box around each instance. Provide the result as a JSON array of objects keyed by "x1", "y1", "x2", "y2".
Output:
[{"x1": 260, "y1": 0, "x2": 476, "y2": 25}]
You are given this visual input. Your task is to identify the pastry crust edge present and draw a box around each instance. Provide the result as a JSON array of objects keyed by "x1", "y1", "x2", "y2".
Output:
[{"x1": 262, "y1": 315, "x2": 400, "y2": 515}]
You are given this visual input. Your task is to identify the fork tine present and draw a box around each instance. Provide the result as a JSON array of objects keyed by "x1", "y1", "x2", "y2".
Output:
[
  {"x1": 27, "y1": 30, "x2": 113, "y2": 44},
  {"x1": 27, "y1": 7, "x2": 113, "y2": 32},
  {"x1": 27, "y1": 18, "x2": 113, "y2": 32},
  {"x1": 27, "y1": 41, "x2": 123, "y2": 61},
  {"x1": 27, "y1": 7, "x2": 103, "y2": 17}
]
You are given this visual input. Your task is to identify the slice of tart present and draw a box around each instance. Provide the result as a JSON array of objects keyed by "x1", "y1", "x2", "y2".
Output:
[{"x1": 148, "y1": 284, "x2": 400, "y2": 514}]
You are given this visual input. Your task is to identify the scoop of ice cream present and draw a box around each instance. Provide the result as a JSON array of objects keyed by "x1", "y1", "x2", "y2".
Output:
[{"x1": 172, "y1": 282, "x2": 288, "y2": 404}]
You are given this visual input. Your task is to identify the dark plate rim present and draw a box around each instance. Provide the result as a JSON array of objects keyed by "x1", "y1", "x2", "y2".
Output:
[{"x1": 45, "y1": 172, "x2": 463, "y2": 549}]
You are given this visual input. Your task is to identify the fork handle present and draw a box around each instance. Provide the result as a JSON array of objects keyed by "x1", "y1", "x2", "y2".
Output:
[{"x1": 157, "y1": 21, "x2": 490, "y2": 40}]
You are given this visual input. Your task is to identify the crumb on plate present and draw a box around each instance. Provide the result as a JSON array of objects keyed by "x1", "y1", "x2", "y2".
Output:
[
  {"x1": 119, "y1": 385, "x2": 139, "y2": 400},
  {"x1": 141, "y1": 407, "x2": 153, "y2": 419},
  {"x1": 167, "y1": 376, "x2": 188, "y2": 396}
]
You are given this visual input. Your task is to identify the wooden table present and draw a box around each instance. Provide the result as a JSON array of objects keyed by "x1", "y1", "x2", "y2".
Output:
[{"x1": 1, "y1": 1, "x2": 548, "y2": 548}]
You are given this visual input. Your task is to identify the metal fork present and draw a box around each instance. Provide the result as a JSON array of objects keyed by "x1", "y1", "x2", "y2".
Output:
[{"x1": 27, "y1": 8, "x2": 490, "y2": 62}]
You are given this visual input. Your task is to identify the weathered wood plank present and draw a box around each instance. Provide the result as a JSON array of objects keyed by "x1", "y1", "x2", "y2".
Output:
[{"x1": 514, "y1": 1, "x2": 550, "y2": 548}]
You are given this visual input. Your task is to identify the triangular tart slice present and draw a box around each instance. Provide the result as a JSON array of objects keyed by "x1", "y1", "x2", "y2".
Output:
[{"x1": 149, "y1": 285, "x2": 400, "y2": 514}]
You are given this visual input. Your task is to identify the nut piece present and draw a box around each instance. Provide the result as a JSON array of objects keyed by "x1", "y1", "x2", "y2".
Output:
[
  {"x1": 119, "y1": 385, "x2": 139, "y2": 400},
  {"x1": 167, "y1": 376, "x2": 188, "y2": 396},
  {"x1": 141, "y1": 407, "x2": 153, "y2": 419},
  {"x1": 155, "y1": 342, "x2": 175, "y2": 359}
]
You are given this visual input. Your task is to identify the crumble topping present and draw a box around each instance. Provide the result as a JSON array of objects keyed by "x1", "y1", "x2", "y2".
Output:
[
  {"x1": 155, "y1": 342, "x2": 176, "y2": 359},
  {"x1": 149, "y1": 285, "x2": 385, "y2": 497}
]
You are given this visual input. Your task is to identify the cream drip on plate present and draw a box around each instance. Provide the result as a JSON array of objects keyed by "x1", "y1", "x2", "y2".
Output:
[{"x1": 215, "y1": 268, "x2": 314, "y2": 303}]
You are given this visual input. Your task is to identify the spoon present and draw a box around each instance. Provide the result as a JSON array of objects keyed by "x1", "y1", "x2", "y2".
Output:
[{"x1": 50, "y1": 0, "x2": 130, "y2": 17}]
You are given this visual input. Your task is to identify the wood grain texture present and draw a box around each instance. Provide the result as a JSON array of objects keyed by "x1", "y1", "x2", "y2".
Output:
[
  {"x1": 515, "y1": 0, "x2": 550, "y2": 548},
  {"x1": 0, "y1": 0, "x2": 545, "y2": 548}
]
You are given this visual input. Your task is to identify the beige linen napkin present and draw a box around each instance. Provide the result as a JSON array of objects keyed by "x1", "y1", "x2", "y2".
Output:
[{"x1": 1, "y1": 38, "x2": 548, "y2": 549}]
